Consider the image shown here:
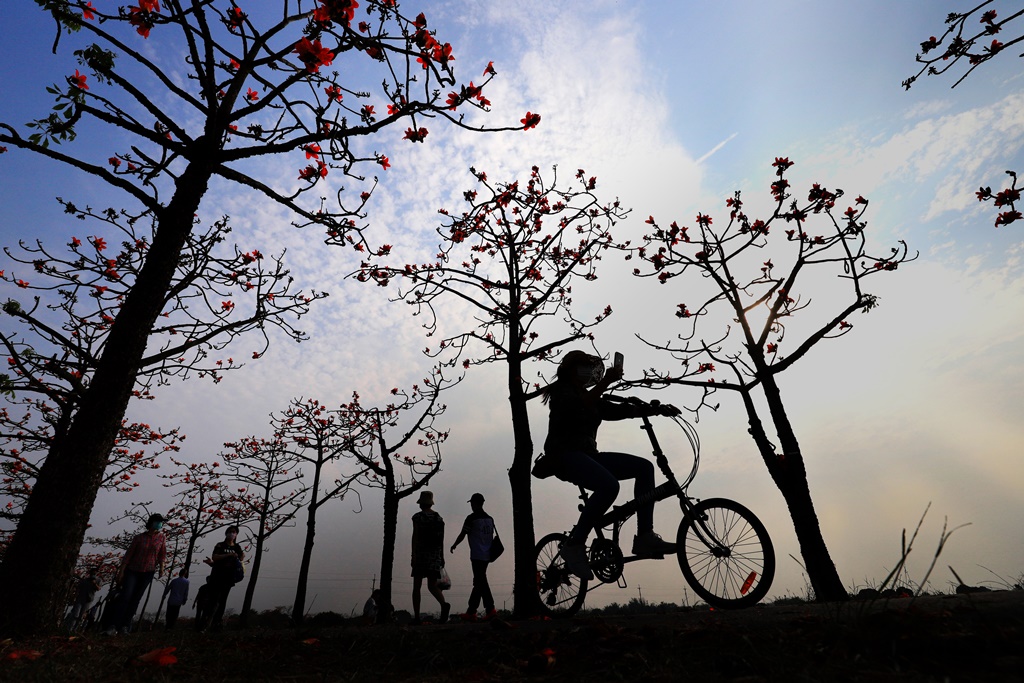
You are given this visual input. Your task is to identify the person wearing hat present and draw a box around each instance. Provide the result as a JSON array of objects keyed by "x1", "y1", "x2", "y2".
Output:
[
  {"x1": 104, "y1": 513, "x2": 167, "y2": 634},
  {"x1": 410, "y1": 490, "x2": 449, "y2": 624},
  {"x1": 450, "y1": 493, "x2": 498, "y2": 621},
  {"x1": 542, "y1": 350, "x2": 680, "y2": 580}
]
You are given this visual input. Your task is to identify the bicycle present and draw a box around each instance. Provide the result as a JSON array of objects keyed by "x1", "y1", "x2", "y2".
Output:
[{"x1": 533, "y1": 396, "x2": 776, "y2": 616}]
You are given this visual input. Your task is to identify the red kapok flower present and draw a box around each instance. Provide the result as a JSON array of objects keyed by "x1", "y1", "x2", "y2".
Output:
[
  {"x1": 137, "y1": 646, "x2": 177, "y2": 667},
  {"x1": 483, "y1": 60, "x2": 496, "y2": 76},
  {"x1": 293, "y1": 37, "x2": 334, "y2": 73},
  {"x1": 324, "y1": 85, "x2": 343, "y2": 102},
  {"x1": 69, "y1": 70, "x2": 89, "y2": 90},
  {"x1": 82, "y1": 2, "x2": 96, "y2": 20},
  {"x1": 245, "y1": 87, "x2": 259, "y2": 102},
  {"x1": 378, "y1": 155, "x2": 390, "y2": 170},
  {"x1": 403, "y1": 127, "x2": 428, "y2": 142},
  {"x1": 521, "y1": 112, "x2": 541, "y2": 130}
]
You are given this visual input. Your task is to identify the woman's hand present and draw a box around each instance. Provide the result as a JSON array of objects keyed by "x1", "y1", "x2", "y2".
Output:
[
  {"x1": 658, "y1": 403, "x2": 681, "y2": 417},
  {"x1": 604, "y1": 365, "x2": 623, "y2": 384}
]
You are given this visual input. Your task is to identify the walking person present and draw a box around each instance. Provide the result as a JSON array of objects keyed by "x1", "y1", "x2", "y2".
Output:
[
  {"x1": 163, "y1": 569, "x2": 190, "y2": 629},
  {"x1": 450, "y1": 493, "x2": 498, "y2": 622},
  {"x1": 410, "y1": 490, "x2": 449, "y2": 625},
  {"x1": 202, "y1": 525, "x2": 244, "y2": 631},
  {"x1": 104, "y1": 513, "x2": 167, "y2": 634}
]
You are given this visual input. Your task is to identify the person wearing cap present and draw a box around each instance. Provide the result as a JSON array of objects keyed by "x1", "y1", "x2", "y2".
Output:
[
  {"x1": 410, "y1": 490, "x2": 449, "y2": 624},
  {"x1": 105, "y1": 513, "x2": 167, "y2": 634},
  {"x1": 450, "y1": 493, "x2": 497, "y2": 621},
  {"x1": 541, "y1": 350, "x2": 680, "y2": 580}
]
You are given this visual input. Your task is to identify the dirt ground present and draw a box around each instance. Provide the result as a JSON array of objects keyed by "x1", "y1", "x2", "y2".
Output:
[{"x1": 1, "y1": 590, "x2": 1022, "y2": 682}]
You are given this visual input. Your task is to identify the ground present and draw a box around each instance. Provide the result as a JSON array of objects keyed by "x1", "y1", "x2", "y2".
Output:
[{"x1": 1, "y1": 591, "x2": 1022, "y2": 681}]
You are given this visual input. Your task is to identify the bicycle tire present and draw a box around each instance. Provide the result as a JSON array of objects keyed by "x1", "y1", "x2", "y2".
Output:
[
  {"x1": 676, "y1": 497, "x2": 775, "y2": 608},
  {"x1": 534, "y1": 533, "x2": 589, "y2": 617}
]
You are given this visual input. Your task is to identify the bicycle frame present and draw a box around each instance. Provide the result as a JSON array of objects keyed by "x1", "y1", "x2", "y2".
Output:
[{"x1": 585, "y1": 400, "x2": 734, "y2": 569}]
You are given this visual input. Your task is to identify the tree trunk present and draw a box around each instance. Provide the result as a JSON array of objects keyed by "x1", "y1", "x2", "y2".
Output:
[
  {"x1": 0, "y1": 165, "x2": 213, "y2": 635},
  {"x1": 376, "y1": 486, "x2": 399, "y2": 623},
  {"x1": 744, "y1": 379, "x2": 848, "y2": 602},
  {"x1": 291, "y1": 500, "x2": 319, "y2": 624},
  {"x1": 506, "y1": 353, "x2": 543, "y2": 617},
  {"x1": 239, "y1": 509, "x2": 269, "y2": 627}
]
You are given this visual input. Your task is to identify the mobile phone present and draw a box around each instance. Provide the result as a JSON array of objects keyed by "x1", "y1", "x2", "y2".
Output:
[{"x1": 613, "y1": 352, "x2": 624, "y2": 373}]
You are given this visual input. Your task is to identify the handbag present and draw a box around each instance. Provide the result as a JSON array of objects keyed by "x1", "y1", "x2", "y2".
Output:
[
  {"x1": 489, "y1": 529, "x2": 505, "y2": 563},
  {"x1": 437, "y1": 567, "x2": 451, "y2": 591}
]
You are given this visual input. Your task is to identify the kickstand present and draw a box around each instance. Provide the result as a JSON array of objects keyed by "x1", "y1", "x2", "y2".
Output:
[{"x1": 616, "y1": 574, "x2": 628, "y2": 590}]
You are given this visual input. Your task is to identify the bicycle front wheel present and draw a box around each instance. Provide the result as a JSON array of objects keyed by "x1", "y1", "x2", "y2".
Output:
[
  {"x1": 534, "y1": 533, "x2": 589, "y2": 617},
  {"x1": 677, "y1": 497, "x2": 775, "y2": 609}
]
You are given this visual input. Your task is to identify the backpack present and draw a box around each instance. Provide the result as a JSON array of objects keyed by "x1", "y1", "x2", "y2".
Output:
[{"x1": 232, "y1": 557, "x2": 245, "y2": 584}]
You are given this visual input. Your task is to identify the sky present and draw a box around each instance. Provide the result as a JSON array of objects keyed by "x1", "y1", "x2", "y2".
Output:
[{"x1": 1, "y1": 0, "x2": 1023, "y2": 617}]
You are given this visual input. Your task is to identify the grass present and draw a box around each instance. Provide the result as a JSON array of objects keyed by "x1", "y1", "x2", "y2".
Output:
[
  {"x1": 1, "y1": 589, "x2": 1022, "y2": 682},
  {"x1": 3, "y1": 507, "x2": 1021, "y2": 680}
]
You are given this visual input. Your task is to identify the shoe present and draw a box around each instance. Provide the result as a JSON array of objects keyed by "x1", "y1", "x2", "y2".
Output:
[
  {"x1": 119, "y1": 627, "x2": 130, "y2": 635},
  {"x1": 632, "y1": 531, "x2": 676, "y2": 558},
  {"x1": 459, "y1": 611, "x2": 478, "y2": 623},
  {"x1": 440, "y1": 602, "x2": 451, "y2": 624},
  {"x1": 559, "y1": 541, "x2": 593, "y2": 581},
  {"x1": 101, "y1": 627, "x2": 116, "y2": 636},
  {"x1": 484, "y1": 608, "x2": 498, "y2": 621}
]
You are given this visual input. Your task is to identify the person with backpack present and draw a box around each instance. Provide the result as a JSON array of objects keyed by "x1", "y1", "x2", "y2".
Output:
[
  {"x1": 410, "y1": 491, "x2": 449, "y2": 624},
  {"x1": 202, "y1": 525, "x2": 244, "y2": 631},
  {"x1": 450, "y1": 493, "x2": 498, "y2": 621}
]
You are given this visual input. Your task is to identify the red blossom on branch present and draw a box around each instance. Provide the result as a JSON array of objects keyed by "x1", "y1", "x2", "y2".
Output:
[
  {"x1": 521, "y1": 112, "x2": 541, "y2": 130},
  {"x1": 293, "y1": 37, "x2": 333, "y2": 73},
  {"x1": 324, "y1": 85, "x2": 342, "y2": 102},
  {"x1": 403, "y1": 127, "x2": 428, "y2": 142},
  {"x1": 69, "y1": 70, "x2": 88, "y2": 90}
]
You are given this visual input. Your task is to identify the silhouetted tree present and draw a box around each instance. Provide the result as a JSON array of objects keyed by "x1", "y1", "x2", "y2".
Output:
[
  {"x1": 633, "y1": 157, "x2": 916, "y2": 602},
  {"x1": 340, "y1": 368, "x2": 453, "y2": 622},
  {"x1": 903, "y1": 2, "x2": 1022, "y2": 228},
  {"x1": 220, "y1": 435, "x2": 308, "y2": 626},
  {"x1": 354, "y1": 165, "x2": 628, "y2": 615},
  {"x1": 271, "y1": 397, "x2": 367, "y2": 624},
  {"x1": 903, "y1": 2, "x2": 1023, "y2": 91},
  {"x1": 0, "y1": 0, "x2": 525, "y2": 634}
]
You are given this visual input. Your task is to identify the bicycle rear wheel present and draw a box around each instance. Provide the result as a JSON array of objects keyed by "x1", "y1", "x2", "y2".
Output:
[
  {"x1": 677, "y1": 497, "x2": 775, "y2": 609},
  {"x1": 534, "y1": 533, "x2": 589, "y2": 617}
]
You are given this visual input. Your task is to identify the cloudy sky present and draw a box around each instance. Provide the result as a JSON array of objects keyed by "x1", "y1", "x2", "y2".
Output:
[{"x1": 2, "y1": 0, "x2": 1023, "y2": 616}]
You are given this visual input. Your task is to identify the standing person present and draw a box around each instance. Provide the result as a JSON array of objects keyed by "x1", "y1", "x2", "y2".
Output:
[
  {"x1": 65, "y1": 567, "x2": 101, "y2": 633},
  {"x1": 542, "y1": 351, "x2": 679, "y2": 579},
  {"x1": 449, "y1": 493, "x2": 497, "y2": 622},
  {"x1": 410, "y1": 491, "x2": 449, "y2": 625},
  {"x1": 202, "y1": 525, "x2": 244, "y2": 631},
  {"x1": 163, "y1": 569, "x2": 190, "y2": 629},
  {"x1": 104, "y1": 513, "x2": 167, "y2": 635}
]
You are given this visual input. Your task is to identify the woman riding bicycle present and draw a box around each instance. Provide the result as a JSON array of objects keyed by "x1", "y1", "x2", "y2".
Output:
[{"x1": 542, "y1": 350, "x2": 681, "y2": 579}]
